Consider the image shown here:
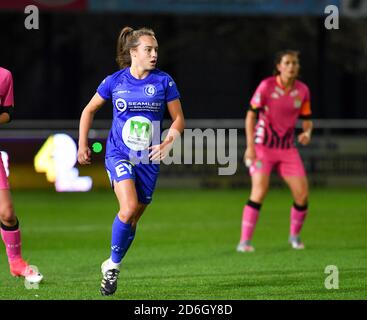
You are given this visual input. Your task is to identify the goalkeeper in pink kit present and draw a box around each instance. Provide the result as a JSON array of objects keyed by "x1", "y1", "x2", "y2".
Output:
[
  {"x1": 237, "y1": 50, "x2": 313, "y2": 252},
  {"x1": 0, "y1": 67, "x2": 43, "y2": 283}
]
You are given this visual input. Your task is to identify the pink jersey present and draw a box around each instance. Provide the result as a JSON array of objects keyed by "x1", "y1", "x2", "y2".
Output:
[
  {"x1": 249, "y1": 76, "x2": 311, "y2": 149},
  {"x1": 0, "y1": 67, "x2": 14, "y2": 107},
  {"x1": 0, "y1": 67, "x2": 13, "y2": 189}
]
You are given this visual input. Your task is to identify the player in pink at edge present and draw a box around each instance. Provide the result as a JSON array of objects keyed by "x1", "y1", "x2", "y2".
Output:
[
  {"x1": 0, "y1": 67, "x2": 43, "y2": 283},
  {"x1": 237, "y1": 50, "x2": 313, "y2": 252}
]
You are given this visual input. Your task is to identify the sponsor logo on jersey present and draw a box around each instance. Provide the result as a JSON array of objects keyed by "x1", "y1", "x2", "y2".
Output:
[
  {"x1": 271, "y1": 92, "x2": 279, "y2": 99},
  {"x1": 115, "y1": 161, "x2": 133, "y2": 177},
  {"x1": 117, "y1": 90, "x2": 131, "y2": 94},
  {"x1": 128, "y1": 101, "x2": 161, "y2": 107},
  {"x1": 144, "y1": 84, "x2": 157, "y2": 97},
  {"x1": 290, "y1": 89, "x2": 299, "y2": 97},
  {"x1": 122, "y1": 116, "x2": 153, "y2": 151},
  {"x1": 254, "y1": 92, "x2": 261, "y2": 104},
  {"x1": 115, "y1": 98, "x2": 127, "y2": 112},
  {"x1": 275, "y1": 86, "x2": 284, "y2": 95}
]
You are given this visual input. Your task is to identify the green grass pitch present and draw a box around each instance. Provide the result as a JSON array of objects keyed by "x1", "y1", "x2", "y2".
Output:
[{"x1": 0, "y1": 187, "x2": 366, "y2": 300}]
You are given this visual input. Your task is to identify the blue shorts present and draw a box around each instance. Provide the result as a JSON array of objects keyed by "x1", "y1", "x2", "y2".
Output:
[{"x1": 105, "y1": 155, "x2": 160, "y2": 204}]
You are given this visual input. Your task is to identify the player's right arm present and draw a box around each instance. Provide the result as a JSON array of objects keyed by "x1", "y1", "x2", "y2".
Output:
[
  {"x1": 244, "y1": 108, "x2": 257, "y2": 166},
  {"x1": 243, "y1": 80, "x2": 267, "y2": 166},
  {"x1": 297, "y1": 85, "x2": 313, "y2": 146},
  {"x1": 78, "y1": 93, "x2": 105, "y2": 165}
]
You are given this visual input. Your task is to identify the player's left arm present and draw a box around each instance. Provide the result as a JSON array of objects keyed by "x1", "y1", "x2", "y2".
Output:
[
  {"x1": 297, "y1": 91, "x2": 313, "y2": 146},
  {"x1": 149, "y1": 99, "x2": 185, "y2": 161},
  {"x1": 298, "y1": 119, "x2": 313, "y2": 146},
  {"x1": 0, "y1": 71, "x2": 14, "y2": 124},
  {"x1": 0, "y1": 109, "x2": 11, "y2": 124}
]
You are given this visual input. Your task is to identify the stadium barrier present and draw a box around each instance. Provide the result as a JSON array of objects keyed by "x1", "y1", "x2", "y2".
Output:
[{"x1": 0, "y1": 119, "x2": 366, "y2": 189}]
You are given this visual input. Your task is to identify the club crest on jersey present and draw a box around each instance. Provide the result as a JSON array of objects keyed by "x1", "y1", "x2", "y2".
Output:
[
  {"x1": 144, "y1": 84, "x2": 157, "y2": 97},
  {"x1": 294, "y1": 98, "x2": 302, "y2": 109},
  {"x1": 115, "y1": 98, "x2": 127, "y2": 112}
]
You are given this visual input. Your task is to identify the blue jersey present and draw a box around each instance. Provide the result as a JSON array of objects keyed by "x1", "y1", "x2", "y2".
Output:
[{"x1": 97, "y1": 67, "x2": 180, "y2": 163}]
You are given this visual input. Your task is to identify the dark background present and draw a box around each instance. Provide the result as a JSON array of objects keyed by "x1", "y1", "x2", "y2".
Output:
[{"x1": 0, "y1": 11, "x2": 366, "y2": 120}]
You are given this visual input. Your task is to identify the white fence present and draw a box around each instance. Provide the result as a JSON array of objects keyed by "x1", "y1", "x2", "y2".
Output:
[{"x1": 1, "y1": 119, "x2": 367, "y2": 188}]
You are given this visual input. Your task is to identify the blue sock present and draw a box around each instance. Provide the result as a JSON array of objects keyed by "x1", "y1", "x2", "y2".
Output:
[
  {"x1": 110, "y1": 215, "x2": 132, "y2": 264},
  {"x1": 119, "y1": 227, "x2": 136, "y2": 261}
]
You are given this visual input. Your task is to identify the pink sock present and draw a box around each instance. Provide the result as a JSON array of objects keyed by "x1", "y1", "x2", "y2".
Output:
[
  {"x1": 290, "y1": 205, "x2": 308, "y2": 237},
  {"x1": 1, "y1": 227, "x2": 22, "y2": 262},
  {"x1": 240, "y1": 203, "x2": 260, "y2": 242}
]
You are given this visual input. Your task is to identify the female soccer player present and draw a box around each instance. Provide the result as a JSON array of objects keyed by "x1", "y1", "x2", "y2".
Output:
[
  {"x1": 78, "y1": 27, "x2": 185, "y2": 295},
  {"x1": 0, "y1": 67, "x2": 43, "y2": 283},
  {"x1": 237, "y1": 50, "x2": 313, "y2": 252}
]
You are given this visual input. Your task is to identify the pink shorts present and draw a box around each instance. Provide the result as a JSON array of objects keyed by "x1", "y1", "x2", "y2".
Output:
[
  {"x1": 249, "y1": 145, "x2": 306, "y2": 177},
  {"x1": 0, "y1": 157, "x2": 10, "y2": 190}
]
